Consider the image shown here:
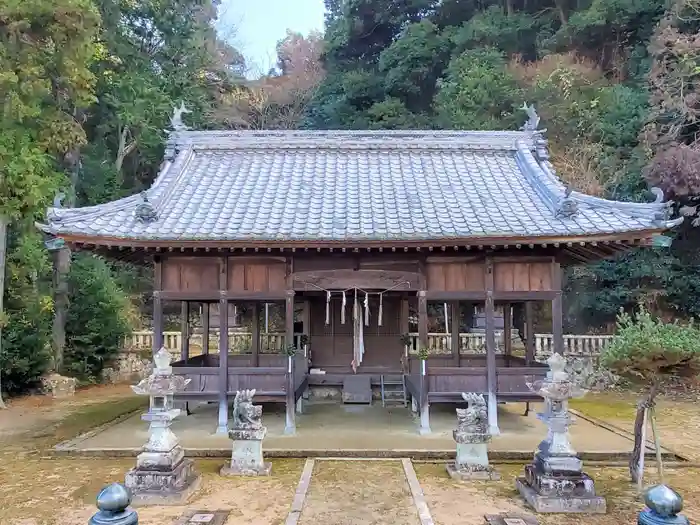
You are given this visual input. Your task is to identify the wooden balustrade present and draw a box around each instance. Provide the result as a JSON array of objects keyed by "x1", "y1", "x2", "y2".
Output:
[{"x1": 127, "y1": 330, "x2": 614, "y2": 359}]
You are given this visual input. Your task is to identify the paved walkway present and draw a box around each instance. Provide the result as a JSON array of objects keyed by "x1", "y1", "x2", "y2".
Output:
[{"x1": 285, "y1": 459, "x2": 432, "y2": 525}]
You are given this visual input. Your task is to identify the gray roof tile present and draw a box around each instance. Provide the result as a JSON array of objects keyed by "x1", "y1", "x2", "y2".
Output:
[{"x1": 38, "y1": 130, "x2": 680, "y2": 244}]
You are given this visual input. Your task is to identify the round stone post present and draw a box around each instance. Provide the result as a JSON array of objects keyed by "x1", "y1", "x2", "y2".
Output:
[
  {"x1": 638, "y1": 485, "x2": 689, "y2": 524},
  {"x1": 89, "y1": 483, "x2": 138, "y2": 525}
]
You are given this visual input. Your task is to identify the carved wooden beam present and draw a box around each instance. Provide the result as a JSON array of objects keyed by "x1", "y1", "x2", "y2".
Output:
[{"x1": 291, "y1": 269, "x2": 420, "y2": 291}]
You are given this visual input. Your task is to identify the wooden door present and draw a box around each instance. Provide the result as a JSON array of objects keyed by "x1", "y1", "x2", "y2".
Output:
[{"x1": 308, "y1": 295, "x2": 403, "y2": 371}]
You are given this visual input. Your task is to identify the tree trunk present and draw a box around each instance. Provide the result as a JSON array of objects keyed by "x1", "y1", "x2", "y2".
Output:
[
  {"x1": 51, "y1": 139, "x2": 80, "y2": 375},
  {"x1": 0, "y1": 216, "x2": 8, "y2": 408},
  {"x1": 51, "y1": 246, "x2": 71, "y2": 373},
  {"x1": 630, "y1": 381, "x2": 659, "y2": 483},
  {"x1": 554, "y1": 0, "x2": 568, "y2": 25}
]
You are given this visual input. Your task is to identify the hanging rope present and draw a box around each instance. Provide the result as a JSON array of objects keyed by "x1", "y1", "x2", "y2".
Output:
[
  {"x1": 296, "y1": 279, "x2": 411, "y2": 327},
  {"x1": 341, "y1": 290, "x2": 346, "y2": 325}
]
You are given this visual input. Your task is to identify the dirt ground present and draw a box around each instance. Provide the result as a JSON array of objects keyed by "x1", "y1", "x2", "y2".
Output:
[
  {"x1": 299, "y1": 461, "x2": 417, "y2": 525},
  {"x1": 570, "y1": 391, "x2": 700, "y2": 461},
  {"x1": 1, "y1": 386, "x2": 700, "y2": 524}
]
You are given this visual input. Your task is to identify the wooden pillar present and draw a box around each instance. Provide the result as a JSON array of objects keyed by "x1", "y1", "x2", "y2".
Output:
[
  {"x1": 485, "y1": 259, "x2": 500, "y2": 435},
  {"x1": 202, "y1": 303, "x2": 210, "y2": 355},
  {"x1": 216, "y1": 297, "x2": 229, "y2": 434},
  {"x1": 153, "y1": 257, "x2": 163, "y2": 354},
  {"x1": 552, "y1": 263, "x2": 564, "y2": 355},
  {"x1": 450, "y1": 301, "x2": 460, "y2": 367},
  {"x1": 552, "y1": 292, "x2": 564, "y2": 355},
  {"x1": 417, "y1": 290, "x2": 430, "y2": 435},
  {"x1": 285, "y1": 290, "x2": 296, "y2": 435},
  {"x1": 503, "y1": 302, "x2": 512, "y2": 367},
  {"x1": 524, "y1": 302, "x2": 536, "y2": 364},
  {"x1": 400, "y1": 297, "x2": 410, "y2": 373},
  {"x1": 216, "y1": 256, "x2": 229, "y2": 435},
  {"x1": 180, "y1": 301, "x2": 190, "y2": 362},
  {"x1": 251, "y1": 302, "x2": 260, "y2": 367}
]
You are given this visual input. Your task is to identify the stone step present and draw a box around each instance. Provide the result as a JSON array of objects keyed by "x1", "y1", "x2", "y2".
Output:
[{"x1": 342, "y1": 375, "x2": 372, "y2": 404}]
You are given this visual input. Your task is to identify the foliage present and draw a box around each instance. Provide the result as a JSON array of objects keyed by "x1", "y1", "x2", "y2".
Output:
[
  {"x1": 435, "y1": 48, "x2": 523, "y2": 130},
  {"x1": 0, "y1": 229, "x2": 53, "y2": 393},
  {"x1": 0, "y1": 0, "x2": 100, "y2": 219},
  {"x1": 63, "y1": 254, "x2": 134, "y2": 383},
  {"x1": 601, "y1": 306, "x2": 700, "y2": 382}
]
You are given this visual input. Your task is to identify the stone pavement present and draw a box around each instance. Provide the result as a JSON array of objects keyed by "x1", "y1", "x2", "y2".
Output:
[{"x1": 58, "y1": 401, "x2": 664, "y2": 459}]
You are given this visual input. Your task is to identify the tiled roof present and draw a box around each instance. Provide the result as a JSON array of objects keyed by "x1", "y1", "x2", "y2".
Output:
[{"x1": 37, "y1": 129, "x2": 680, "y2": 245}]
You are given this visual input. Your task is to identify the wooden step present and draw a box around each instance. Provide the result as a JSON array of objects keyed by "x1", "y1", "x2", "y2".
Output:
[{"x1": 342, "y1": 375, "x2": 372, "y2": 405}]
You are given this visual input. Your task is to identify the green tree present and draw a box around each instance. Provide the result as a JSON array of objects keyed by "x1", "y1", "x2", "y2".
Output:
[
  {"x1": 0, "y1": 0, "x2": 101, "y2": 401},
  {"x1": 435, "y1": 48, "x2": 523, "y2": 130},
  {"x1": 601, "y1": 307, "x2": 700, "y2": 486}
]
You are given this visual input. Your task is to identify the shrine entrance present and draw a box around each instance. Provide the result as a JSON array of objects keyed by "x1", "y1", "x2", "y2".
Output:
[{"x1": 306, "y1": 294, "x2": 404, "y2": 373}]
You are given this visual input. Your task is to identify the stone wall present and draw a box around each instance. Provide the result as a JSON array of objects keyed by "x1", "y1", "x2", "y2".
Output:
[{"x1": 101, "y1": 347, "x2": 180, "y2": 384}]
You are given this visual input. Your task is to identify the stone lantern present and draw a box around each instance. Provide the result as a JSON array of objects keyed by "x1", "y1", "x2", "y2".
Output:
[
  {"x1": 124, "y1": 347, "x2": 200, "y2": 504},
  {"x1": 516, "y1": 353, "x2": 606, "y2": 513}
]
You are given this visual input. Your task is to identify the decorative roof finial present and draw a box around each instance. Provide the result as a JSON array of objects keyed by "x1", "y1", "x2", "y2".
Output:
[
  {"x1": 134, "y1": 191, "x2": 158, "y2": 223},
  {"x1": 520, "y1": 103, "x2": 541, "y2": 132},
  {"x1": 555, "y1": 185, "x2": 579, "y2": 219},
  {"x1": 53, "y1": 192, "x2": 65, "y2": 209},
  {"x1": 170, "y1": 102, "x2": 191, "y2": 131}
]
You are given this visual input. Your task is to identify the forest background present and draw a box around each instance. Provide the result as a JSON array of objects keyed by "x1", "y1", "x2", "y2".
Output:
[{"x1": 1, "y1": 0, "x2": 699, "y2": 395}]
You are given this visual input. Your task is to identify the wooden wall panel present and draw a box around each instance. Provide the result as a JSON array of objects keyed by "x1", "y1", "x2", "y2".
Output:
[
  {"x1": 426, "y1": 262, "x2": 485, "y2": 291},
  {"x1": 227, "y1": 258, "x2": 287, "y2": 293},
  {"x1": 162, "y1": 257, "x2": 220, "y2": 292},
  {"x1": 494, "y1": 261, "x2": 555, "y2": 292}
]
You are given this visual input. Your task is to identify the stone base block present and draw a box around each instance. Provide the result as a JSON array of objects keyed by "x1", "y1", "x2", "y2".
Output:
[
  {"x1": 125, "y1": 458, "x2": 200, "y2": 506},
  {"x1": 136, "y1": 445, "x2": 184, "y2": 471},
  {"x1": 516, "y1": 478, "x2": 606, "y2": 514},
  {"x1": 638, "y1": 509, "x2": 690, "y2": 525},
  {"x1": 446, "y1": 462, "x2": 500, "y2": 481},
  {"x1": 220, "y1": 462, "x2": 272, "y2": 477},
  {"x1": 41, "y1": 373, "x2": 76, "y2": 398}
]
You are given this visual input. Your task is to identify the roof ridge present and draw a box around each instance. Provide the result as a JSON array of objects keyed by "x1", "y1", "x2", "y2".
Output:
[
  {"x1": 515, "y1": 138, "x2": 679, "y2": 224},
  {"x1": 165, "y1": 129, "x2": 538, "y2": 152}
]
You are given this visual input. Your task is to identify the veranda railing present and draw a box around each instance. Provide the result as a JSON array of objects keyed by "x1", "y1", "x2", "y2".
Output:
[{"x1": 127, "y1": 330, "x2": 614, "y2": 360}]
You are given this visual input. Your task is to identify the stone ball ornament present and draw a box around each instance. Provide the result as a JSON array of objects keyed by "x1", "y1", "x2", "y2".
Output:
[
  {"x1": 639, "y1": 484, "x2": 689, "y2": 525},
  {"x1": 89, "y1": 483, "x2": 138, "y2": 525}
]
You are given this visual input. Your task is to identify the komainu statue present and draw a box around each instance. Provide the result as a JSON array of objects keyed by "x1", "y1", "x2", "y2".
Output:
[
  {"x1": 232, "y1": 389, "x2": 263, "y2": 430},
  {"x1": 456, "y1": 392, "x2": 488, "y2": 435}
]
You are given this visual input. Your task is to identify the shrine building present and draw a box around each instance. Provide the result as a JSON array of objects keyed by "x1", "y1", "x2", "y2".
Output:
[{"x1": 37, "y1": 111, "x2": 681, "y2": 435}]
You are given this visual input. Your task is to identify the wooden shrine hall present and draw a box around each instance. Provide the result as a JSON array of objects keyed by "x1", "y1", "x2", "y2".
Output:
[{"x1": 38, "y1": 109, "x2": 681, "y2": 436}]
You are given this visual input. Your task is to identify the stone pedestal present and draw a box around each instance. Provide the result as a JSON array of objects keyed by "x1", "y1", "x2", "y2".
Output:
[
  {"x1": 515, "y1": 463, "x2": 605, "y2": 513},
  {"x1": 447, "y1": 432, "x2": 499, "y2": 481},
  {"x1": 446, "y1": 393, "x2": 499, "y2": 481},
  {"x1": 125, "y1": 411, "x2": 200, "y2": 505},
  {"x1": 220, "y1": 427, "x2": 271, "y2": 476}
]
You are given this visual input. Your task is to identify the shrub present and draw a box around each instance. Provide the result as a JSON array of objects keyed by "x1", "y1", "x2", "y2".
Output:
[
  {"x1": 63, "y1": 254, "x2": 135, "y2": 383},
  {"x1": 601, "y1": 307, "x2": 700, "y2": 382}
]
